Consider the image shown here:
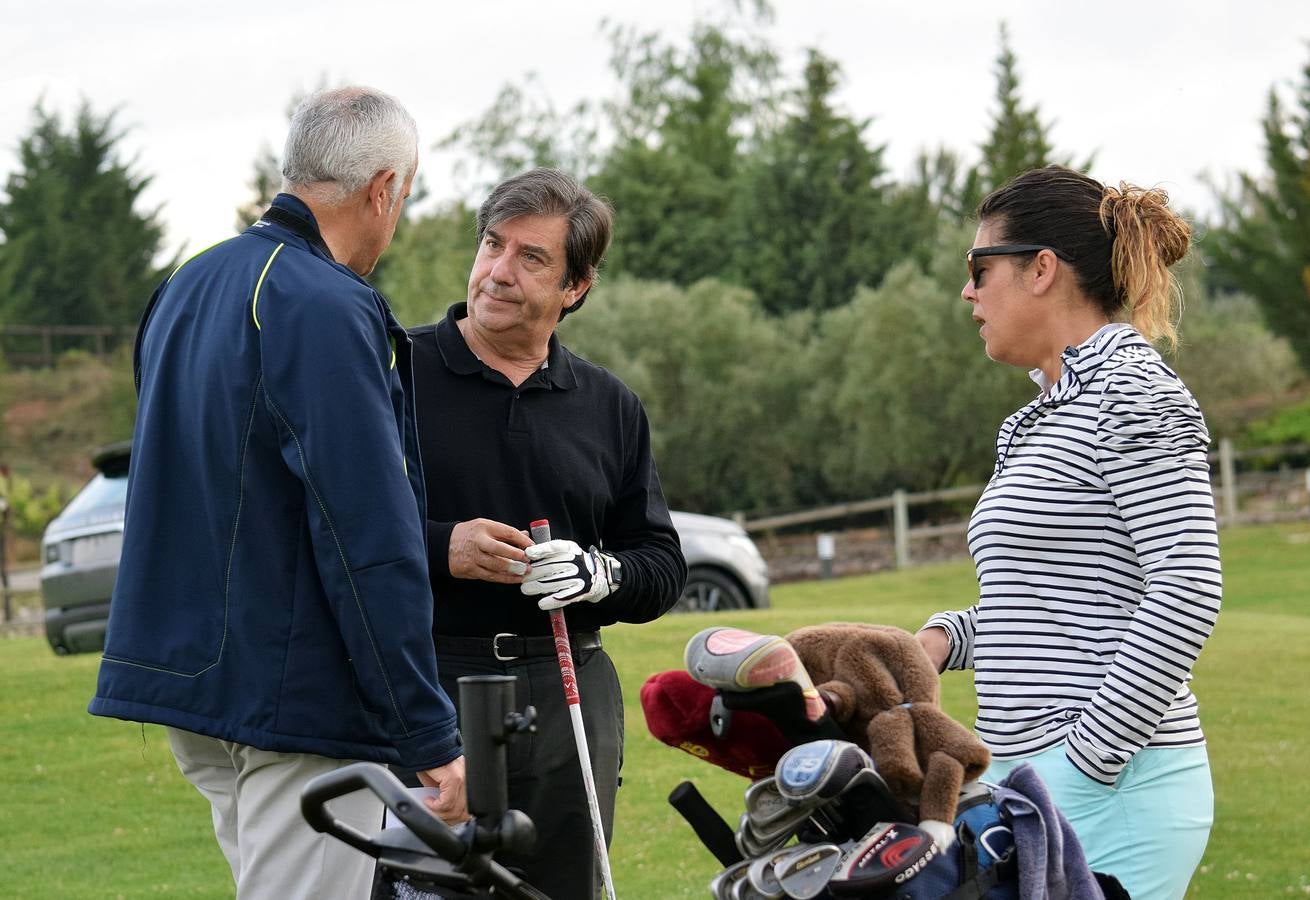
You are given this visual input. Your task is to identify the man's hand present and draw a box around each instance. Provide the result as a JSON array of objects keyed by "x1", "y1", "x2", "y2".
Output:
[
  {"x1": 521, "y1": 539, "x2": 621, "y2": 610},
  {"x1": 448, "y1": 519, "x2": 532, "y2": 583},
  {"x1": 417, "y1": 755, "x2": 468, "y2": 825},
  {"x1": 916, "y1": 626, "x2": 951, "y2": 674}
]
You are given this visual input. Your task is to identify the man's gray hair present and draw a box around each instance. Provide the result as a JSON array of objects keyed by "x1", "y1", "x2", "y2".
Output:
[
  {"x1": 281, "y1": 86, "x2": 417, "y2": 207},
  {"x1": 476, "y1": 168, "x2": 614, "y2": 318}
]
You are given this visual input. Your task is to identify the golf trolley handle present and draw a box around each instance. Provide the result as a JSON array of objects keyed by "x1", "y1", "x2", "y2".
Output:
[{"x1": 301, "y1": 762, "x2": 467, "y2": 862}]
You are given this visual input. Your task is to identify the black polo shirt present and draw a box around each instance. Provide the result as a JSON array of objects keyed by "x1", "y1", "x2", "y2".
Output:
[{"x1": 410, "y1": 303, "x2": 686, "y2": 639}]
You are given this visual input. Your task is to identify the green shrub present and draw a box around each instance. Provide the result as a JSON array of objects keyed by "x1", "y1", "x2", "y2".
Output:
[
  {"x1": 0, "y1": 471, "x2": 76, "y2": 539},
  {"x1": 1244, "y1": 395, "x2": 1310, "y2": 447},
  {"x1": 1170, "y1": 289, "x2": 1302, "y2": 438}
]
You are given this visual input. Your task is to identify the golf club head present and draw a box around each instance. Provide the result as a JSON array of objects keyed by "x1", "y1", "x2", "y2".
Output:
[
  {"x1": 685, "y1": 629, "x2": 822, "y2": 714},
  {"x1": 772, "y1": 842, "x2": 844, "y2": 899},
  {"x1": 747, "y1": 846, "x2": 796, "y2": 898},
  {"x1": 736, "y1": 811, "x2": 789, "y2": 858},
  {"x1": 816, "y1": 768, "x2": 916, "y2": 843},
  {"x1": 776, "y1": 740, "x2": 874, "y2": 804},
  {"x1": 710, "y1": 859, "x2": 753, "y2": 900},
  {"x1": 738, "y1": 795, "x2": 843, "y2": 858},
  {"x1": 731, "y1": 875, "x2": 774, "y2": 900},
  {"x1": 827, "y1": 822, "x2": 939, "y2": 897},
  {"x1": 743, "y1": 777, "x2": 790, "y2": 827}
]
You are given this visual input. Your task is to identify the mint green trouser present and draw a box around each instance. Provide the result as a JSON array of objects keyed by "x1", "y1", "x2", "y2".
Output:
[{"x1": 984, "y1": 743, "x2": 1213, "y2": 900}]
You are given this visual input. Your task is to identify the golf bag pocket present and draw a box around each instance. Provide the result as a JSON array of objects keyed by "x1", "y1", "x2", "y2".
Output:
[{"x1": 888, "y1": 788, "x2": 1017, "y2": 900}]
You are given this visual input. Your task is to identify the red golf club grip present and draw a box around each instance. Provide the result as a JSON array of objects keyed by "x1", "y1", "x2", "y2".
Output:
[{"x1": 530, "y1": 519, "x2": 580, "y2": 706}]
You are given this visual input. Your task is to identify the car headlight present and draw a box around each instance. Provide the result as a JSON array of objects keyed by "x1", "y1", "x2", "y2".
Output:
[
  {"x1": 725, "y1": 533, "x2": 765, "y2": 563},
  {"x1": 44, "y1": 542, "x2": 61, "y2": 564}
]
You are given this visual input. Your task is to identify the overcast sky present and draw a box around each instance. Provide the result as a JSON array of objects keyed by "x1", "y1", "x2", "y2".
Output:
[{"x1": 2, "y1": 0, "x2": 1307, "y2": 258}]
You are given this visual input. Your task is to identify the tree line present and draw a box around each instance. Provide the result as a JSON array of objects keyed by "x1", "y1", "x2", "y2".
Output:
[{"x1": 1, "y1": 12, "x2": 1307, "y2": 515}]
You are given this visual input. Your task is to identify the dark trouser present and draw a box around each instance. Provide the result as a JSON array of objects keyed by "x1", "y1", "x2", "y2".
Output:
[{"x1": 398, "y1": 641, "x2": 624, "y2": 900}]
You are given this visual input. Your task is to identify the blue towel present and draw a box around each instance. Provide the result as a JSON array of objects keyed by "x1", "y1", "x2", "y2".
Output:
[{"x1": 993, "y1": 764, "x2": 1105, "y2": 900}]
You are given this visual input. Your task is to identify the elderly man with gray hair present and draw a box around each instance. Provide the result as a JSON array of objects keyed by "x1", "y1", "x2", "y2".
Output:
[{"x1": 90, "y1": 86, "x2": 465, "y2": 899}]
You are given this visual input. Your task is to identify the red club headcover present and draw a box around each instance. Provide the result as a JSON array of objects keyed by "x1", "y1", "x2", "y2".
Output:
[{"x1": 640, "y1": 670, "x2": 792, "y2": 779}]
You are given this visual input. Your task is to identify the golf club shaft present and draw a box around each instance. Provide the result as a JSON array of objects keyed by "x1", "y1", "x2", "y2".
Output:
[{"x1": 532, "y1": 519, "x2": 617, "y2": 900}]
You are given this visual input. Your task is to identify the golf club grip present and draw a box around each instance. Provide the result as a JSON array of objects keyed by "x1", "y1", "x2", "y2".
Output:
[{"x1": 668, "y1": 781, "x2": 743, "y2": 867}]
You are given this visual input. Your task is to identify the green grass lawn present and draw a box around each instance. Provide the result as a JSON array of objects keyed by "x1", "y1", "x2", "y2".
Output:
[{"x1": 2, "y1": 522, "x2": 1307, "y2": 898}]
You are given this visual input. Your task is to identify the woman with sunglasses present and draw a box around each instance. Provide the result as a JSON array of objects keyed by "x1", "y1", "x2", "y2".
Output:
[{"x1": 917, "y1": 165, "x2": 1220, "y2": 900}]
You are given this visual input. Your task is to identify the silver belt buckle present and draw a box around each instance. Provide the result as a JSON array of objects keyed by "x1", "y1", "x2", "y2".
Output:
[{"x1": 492, "y1": 633, "x2": 519, "y2": 661}]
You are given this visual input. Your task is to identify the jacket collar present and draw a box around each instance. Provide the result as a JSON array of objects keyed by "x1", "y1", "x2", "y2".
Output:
[
  {"x1": 250, "y1": 193, "x2": 339, "y2": 264},
  {"x1": 1029, "y1": 323, "x2": 1156, "y2": 404},
  {"x1": 436, "y1": 303, "x2": 577, "y2": 390}
]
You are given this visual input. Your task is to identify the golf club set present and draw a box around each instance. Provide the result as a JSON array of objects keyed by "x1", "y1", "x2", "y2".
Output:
[
  {"x1": 648, "y1": 627, "x2": 1017, "y2": 899},
  {"x1": 709, "y1": 739, "x2": 945, "y2": 899}
]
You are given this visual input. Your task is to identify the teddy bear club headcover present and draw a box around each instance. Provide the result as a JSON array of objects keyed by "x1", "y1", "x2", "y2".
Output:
[{"x1": 786, "y1": 622, "x2": 991, "y2": 847}]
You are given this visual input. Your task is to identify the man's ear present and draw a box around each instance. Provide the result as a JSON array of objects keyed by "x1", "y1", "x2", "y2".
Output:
[
  {"x1": 563, "y1": 275, "x2": 594, "y2": 313},
  {"x1": 366, "y1": 169, "x2": 397, "y2": 217}
]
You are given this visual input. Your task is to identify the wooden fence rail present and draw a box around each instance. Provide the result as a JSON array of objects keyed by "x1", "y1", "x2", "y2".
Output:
[
  {"x1": 741, "y1": 438, "x2": 1310, "y2": 571},
  {"x1": 0, "y1": 325, "x2": 136, "y2": 368}
]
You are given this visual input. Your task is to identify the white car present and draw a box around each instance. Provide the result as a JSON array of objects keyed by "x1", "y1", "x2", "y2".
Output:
[
  {"x1": 670, "y1": 510, "x2": 770, "y2": 612},
  {"x1": 41, "y1": 444, "x2": 771, "y2": 653}
]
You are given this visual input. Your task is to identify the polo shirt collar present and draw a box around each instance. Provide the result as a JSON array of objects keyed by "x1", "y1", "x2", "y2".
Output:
[
  {"x1": 436, "y1": 302, "x2": 577, "y2": 389},
  {"x1": 1030, "y1": 323, "x2": 1156, "y2": 403}
]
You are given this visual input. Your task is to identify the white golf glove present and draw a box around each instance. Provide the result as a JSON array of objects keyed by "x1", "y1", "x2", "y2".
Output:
[{"x1": 521, "y1": 539, "x2": 622, "y2": 610}]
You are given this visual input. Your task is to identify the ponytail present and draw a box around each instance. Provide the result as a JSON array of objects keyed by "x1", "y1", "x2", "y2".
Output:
[{"x1": 1099, "y1": 183, "x2": 1191, "y2": 348}]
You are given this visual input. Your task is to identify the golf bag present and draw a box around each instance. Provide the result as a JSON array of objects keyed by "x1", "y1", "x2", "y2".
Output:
[{"x1": 882, "y1": 784, "x2": 1017, "y2": 900}]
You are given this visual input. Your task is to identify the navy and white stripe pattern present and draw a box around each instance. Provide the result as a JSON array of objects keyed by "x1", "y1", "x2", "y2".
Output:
[{"x1": 926, "y1": 324, "x2": 1222, "y2": 785}]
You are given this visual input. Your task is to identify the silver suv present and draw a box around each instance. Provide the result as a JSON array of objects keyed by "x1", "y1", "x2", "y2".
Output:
[
  {"x1": 40, "y1": 442, "x2": 129, "y2": 654},
  {"x1": 670, "y1": 510, "x2": 769, "y2": 613},
  {"x1": 40, "y1": 446, "x2": 770, "y2": 654}
]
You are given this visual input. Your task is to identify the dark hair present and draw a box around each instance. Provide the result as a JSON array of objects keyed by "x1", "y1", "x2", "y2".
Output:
[
  {"x1": 978, "y1": 165, "x2": 1191, "y2": 346},
  {"x1": 476, "y1": 168, "x2": 614, "y2": 318}
]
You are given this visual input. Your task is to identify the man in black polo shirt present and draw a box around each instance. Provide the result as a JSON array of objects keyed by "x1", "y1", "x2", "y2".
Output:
[{"x1": 408, "y1": 168, "x2": 686, "y2": 897}]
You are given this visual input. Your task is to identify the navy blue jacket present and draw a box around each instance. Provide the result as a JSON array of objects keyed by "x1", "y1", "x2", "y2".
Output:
[{"x1": 90, "y1": 194, "x2": 461, "y2": 770}]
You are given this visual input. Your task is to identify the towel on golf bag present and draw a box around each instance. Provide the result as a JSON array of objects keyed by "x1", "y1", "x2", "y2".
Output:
[
  {"x1": 879, "y1": 783, "x2": 1018, "y2": 900},
  {"x1": 991, "y1": 764, "x2": 1106, "y2": 900}
]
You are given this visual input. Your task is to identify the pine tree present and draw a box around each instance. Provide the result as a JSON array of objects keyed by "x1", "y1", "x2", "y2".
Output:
[
  {"x1": 728, "y1": 50, "x2": 892, "y2": 312},
  {"x1": 1209, "y1": 51, "x2": 1310, "y2": 374},
  {"x1": 0, "y1": 102, "x2": 169, "y2": 326},
  {"x1": 959, "y1": 24, "x2": 1081, "y2": 216}
]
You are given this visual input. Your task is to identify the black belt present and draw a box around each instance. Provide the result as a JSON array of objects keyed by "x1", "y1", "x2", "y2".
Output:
[{"x1": 436, "y1": 631, "x2": 602, "y2": 661}]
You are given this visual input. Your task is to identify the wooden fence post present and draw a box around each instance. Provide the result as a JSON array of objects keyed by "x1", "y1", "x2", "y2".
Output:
[
  {"x1": 893, "y1": 489, "x2": 909, "y2": 569},
  {"x1": 1219, "y1": 437, "x2": 1237, "y2": 525}
]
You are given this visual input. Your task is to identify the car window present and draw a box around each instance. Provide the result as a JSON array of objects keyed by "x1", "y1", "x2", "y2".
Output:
[{"x1": 58, "y1": 473, "x2": 128, "y2": 521}]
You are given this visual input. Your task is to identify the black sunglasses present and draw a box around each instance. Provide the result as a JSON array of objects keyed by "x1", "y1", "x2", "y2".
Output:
[{"x1": 966, "y1": 244, "x2": 1073, "y2": 286}]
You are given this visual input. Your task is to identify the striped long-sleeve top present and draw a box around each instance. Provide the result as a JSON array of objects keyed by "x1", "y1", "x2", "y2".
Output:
[{"x1": 925, "y1": 323, "x2": 1222, "y2": 786}]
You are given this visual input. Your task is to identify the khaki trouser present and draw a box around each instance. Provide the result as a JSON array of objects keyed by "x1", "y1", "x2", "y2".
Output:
[{"x1": 167, "y1": 727, "x2": 382, "y2": 900}]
